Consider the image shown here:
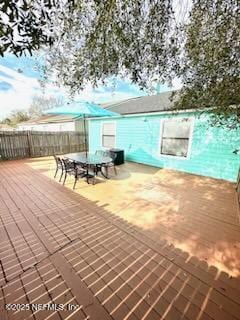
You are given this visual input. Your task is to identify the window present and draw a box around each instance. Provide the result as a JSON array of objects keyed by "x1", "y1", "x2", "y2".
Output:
[
  {"x1": 102, "y1": 122, "x2": 116, "y2": 148},
  {"x1": 160, "y1": 118, "x2": 192, "y2": 158}
]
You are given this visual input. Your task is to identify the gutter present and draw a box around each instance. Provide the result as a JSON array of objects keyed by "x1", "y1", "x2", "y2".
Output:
[{"x1": 88, "y1": 107, "x2": 212, "y2": 120}]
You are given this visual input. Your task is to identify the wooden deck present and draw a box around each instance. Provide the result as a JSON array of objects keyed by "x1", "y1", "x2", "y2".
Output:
[
  {"x1": 28, "y1": 157, "x2": 240, "y2": 277},
  {"x1": 0, "y1": 158, "x2": 240, "y2": 320}
]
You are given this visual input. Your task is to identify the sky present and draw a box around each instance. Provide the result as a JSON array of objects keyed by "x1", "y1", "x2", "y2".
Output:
[{"x1": 0, "y1": 54, "x2": 181, "y2": 120}]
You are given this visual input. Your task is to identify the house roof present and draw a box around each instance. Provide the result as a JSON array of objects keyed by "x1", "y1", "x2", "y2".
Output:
[
  {"x1": 18, "y1": 114, "x2": 82, "y2": 126},
  {"x1": 103, "y1": 91, "x2": 178, "y2": 115},
  {"x1": 19, "y1": 91, "x2": 179, "y2": 126}
]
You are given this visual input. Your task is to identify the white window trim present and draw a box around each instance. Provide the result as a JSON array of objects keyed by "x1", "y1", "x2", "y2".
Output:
[
  {"x1": 100, "y1": 121, "x2": 117, "y2": 149},
  {"x1": 158, "y1": 117, "x2": 194, "y2": 160}
]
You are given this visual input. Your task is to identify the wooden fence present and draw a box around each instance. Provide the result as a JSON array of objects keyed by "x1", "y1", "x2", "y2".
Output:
[{"x1": 0, "y1": 131, "x2": 87, "y2": 160}]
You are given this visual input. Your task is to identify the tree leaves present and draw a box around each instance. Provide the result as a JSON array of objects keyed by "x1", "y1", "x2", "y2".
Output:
[
  {"x1": 0, "y1": 0, "x2": 75, "y2": 56},
  {"x1": 174, "y1": 0, "x2": 240, "y2": 128},
  {"x1": 44, "y1": 0, "x2": 174, "y2": 93},
  {"x1": 1, "y1": 0, "x2": 239, "y2": 128}
]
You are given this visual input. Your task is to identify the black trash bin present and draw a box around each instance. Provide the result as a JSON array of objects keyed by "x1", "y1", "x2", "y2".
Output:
[{"x1": 109, "y1": 148, "x2": 124, "y2": 165}]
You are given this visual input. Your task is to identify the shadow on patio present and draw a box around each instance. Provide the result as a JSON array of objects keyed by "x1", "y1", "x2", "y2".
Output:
[
  {"x1": 0, "y1": 157, "x2": 240, "y2": 320},
  {"x1": 25, "y1": 156, "x2": 240, "y2": 277}
]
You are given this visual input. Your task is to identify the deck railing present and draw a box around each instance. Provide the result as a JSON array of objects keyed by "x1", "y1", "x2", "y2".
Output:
[{"x1": 0, "y1": 131, "x2": 87, "y2": 160}]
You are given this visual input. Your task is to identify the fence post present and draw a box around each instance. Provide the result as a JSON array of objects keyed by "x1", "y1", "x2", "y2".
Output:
[
  {"x1": 68, "y1": 132, "x2": 71, "y2": 153},
  {"x1": 27, "y1": 131, "x2": 32, "y2": 157}
]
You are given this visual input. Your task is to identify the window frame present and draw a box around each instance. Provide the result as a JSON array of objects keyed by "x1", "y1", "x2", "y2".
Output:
[
  {"x1": 101, "y1": 121, "x2": 116, "y2": 149},
  {"x1": 158, "y1": 117, "x2": 194, "y2": 160}
]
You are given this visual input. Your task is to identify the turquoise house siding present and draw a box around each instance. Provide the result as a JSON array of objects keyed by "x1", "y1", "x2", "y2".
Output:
[{"x1": 89, "y1": 112, "x2": 240, "y2": 182}]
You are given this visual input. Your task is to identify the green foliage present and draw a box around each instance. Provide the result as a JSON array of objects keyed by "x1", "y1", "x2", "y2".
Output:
[
  {"x1": 44, "y1": 0, "x2": 239, "y2": 128},
  {"x1": 0, "y1": 0, "x2": 74, "y2": 56},
  {"x1": 173, "y1": 0, "x2": 240, "y2": 128},
  {"x1": 1, "y1": 117, "x2": 11, "y2": 125},
  {"x1": 45, "y1": 0, "x2": 175, "y2": 92},
  {"x1": 1, "y1": 110, "x2": 30, "y2": 126},
  {"x1": 1, "y1": 0, "x2": 239, "y2": 128},
  {"x1": 0, "y1": 95, "x2": 63, "y2": 125}
]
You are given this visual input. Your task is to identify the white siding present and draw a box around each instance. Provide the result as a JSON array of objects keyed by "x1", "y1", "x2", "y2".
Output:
[{"x1": 17, "y1": 122, "x2": 76, "y2": 132}]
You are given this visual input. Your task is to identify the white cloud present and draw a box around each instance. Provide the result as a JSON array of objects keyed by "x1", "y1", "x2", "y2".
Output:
[
  {"x1": 0, "y1": 65, "x2": 65, "y2": 119},
  {"x1": 74, "y1": 82, "x2": 144, "y2": 104},
  {"x1": 0, "y1": 66, "x2": 40, "y2": 119},
  {"x1": 0, "y1": 65, "x2": 143, "y2": 119},
  {"x1": 0, "y1": 62, "x2": 182, "y2": 120}
]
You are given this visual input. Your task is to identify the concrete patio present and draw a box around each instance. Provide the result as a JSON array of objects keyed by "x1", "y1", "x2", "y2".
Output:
[
  {"x1": 29, "y1": 157, "x2": 240, "y2": 277},
  {"x1": 0, "y1": 157, "x2": 240, "y2": 320}
]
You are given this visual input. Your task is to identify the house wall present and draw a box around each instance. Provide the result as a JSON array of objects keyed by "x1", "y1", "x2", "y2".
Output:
[
  {"x1": 89, "y1": 112, "x2": 240, "y2": 182},
  {"x1": 75, "y1": 119, "x2": 87, "y2": 132},
  {"x1": 17, "y1": 121, "x2": 76, "y2": 132}
]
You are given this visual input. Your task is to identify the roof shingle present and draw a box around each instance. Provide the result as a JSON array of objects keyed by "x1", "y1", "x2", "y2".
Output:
[{"x1": 103, "y1": 91, "x2": 178, "y2": 115}]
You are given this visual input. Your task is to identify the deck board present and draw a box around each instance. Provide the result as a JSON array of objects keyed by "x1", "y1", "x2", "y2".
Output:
[{"x1": 0, "y1": 159, "x2": 239, "y2": 320}]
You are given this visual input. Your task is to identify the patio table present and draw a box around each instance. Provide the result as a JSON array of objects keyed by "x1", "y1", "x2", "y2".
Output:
[{"x1": 64, "y1": 152, "x2": 112, "y2": 179}]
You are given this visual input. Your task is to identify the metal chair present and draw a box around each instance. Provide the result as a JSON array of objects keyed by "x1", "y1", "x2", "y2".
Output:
[
  {"x1": 62, "y1": 158, "x2": 88, "y2": 188},
  {"x1": 61, "y1": 158, "x2": 77, "y2": 186},
  {"x1": 94, "y1": 150, "x2": 107, "y2": 177},
  {"x1": 95, "y1": 150, "x2": 105, "y2": 156},
  {"x1": 74, "y1": 163, "x2": 96, "y2": 189},
  {"x1": 102, "y1": 151, "x2": 117, "y2": 176},
  {"x1": 73, "y1": 162, "x2": 88, "y2": 189},
  {"x1": 53, "y1": 155, "x2": 64, "y2": 182}
]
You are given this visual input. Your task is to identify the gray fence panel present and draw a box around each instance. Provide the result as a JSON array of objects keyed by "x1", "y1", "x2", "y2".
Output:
[{"x1": 0, "y1": 131, "x2": 87, "y2": 160}]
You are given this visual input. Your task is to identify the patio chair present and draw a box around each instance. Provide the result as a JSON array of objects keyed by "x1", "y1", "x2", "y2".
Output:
[
  {"x1": 102, "y1": 150, "x2": 117, "y2": 177},
  {"x1": 62, "y1": 158, "x2": 78, "y2": 186},
  {"x1": 53, "y1": 155, "x2": 64, "y2": 182},
  {"x1": 95, "y1": 150, "x2": 105, "y2": 156},
  {"x1": 73, "y1": 162, "x2": 96, "y2": 188},
  {"x1": 62, "y1": 159, "x2": 95, "y2": 188},
  {"x1": 94, "y1": 149, "x2": 116, "y2": 177}
]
